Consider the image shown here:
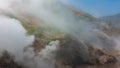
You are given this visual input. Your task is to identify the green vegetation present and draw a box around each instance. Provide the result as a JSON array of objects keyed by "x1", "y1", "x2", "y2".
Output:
[
  {"x1": 21, "y1": 22, "x2": 39, "y2": 35},
  {"x1": 31, "y1": 24, "x2": 66, "y2": 52}
]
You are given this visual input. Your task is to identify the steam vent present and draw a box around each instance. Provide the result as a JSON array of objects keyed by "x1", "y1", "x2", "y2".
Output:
[{"x1": 0, "y1": 0, "x2": 120, "y2": 68}]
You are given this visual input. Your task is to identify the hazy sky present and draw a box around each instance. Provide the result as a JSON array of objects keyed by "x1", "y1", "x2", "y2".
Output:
[{"x1": 63, "y1": 0, "x2": 120, "y2": 17}]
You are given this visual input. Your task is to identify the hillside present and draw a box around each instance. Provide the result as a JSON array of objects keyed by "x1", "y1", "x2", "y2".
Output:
[{"x1": 0, "y1": 0, "x2": 119, "y2": 68}]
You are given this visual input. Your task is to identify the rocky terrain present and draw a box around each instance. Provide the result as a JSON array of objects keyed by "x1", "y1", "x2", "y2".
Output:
[{"x1": 0, "y1": 51, "x2": 27, "y2": 68}]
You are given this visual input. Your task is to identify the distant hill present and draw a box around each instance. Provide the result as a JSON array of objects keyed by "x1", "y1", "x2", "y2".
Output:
[{"x1": 100, "y1": 13, "x2": 120, "y2": 28}]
